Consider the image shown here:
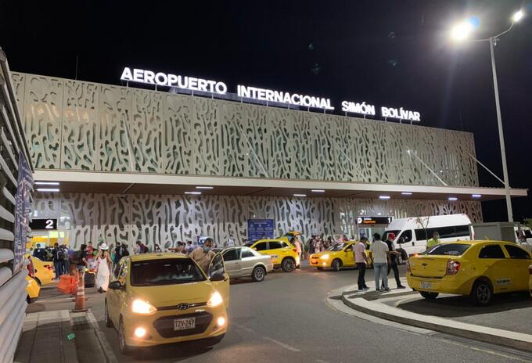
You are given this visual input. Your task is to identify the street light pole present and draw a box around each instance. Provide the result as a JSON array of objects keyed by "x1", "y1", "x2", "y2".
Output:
[{"x1": 488, "y1": 36, "x2": 513, "y2": 222}]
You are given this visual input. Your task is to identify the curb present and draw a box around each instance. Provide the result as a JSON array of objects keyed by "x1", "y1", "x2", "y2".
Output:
[{"x1": 342, "y1": 294, "x2": 532, "y2": 353}]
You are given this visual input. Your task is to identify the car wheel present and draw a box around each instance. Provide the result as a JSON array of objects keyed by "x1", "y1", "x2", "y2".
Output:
[
  {"x1": 35, "y1": 278, "x2": 42, "y2": 286},
  {"x1": 281, "y1": 258, "x2": 296, "y2": 272},
  {"x1": 118, "y1": 318, "x2": 131, "y2": 355},
  {"x1": 420, "y1": 291, "x2": 439, "y2": 300},
  {"x1": 251, "y1": 266, "x2": 266, "y2": 282},
  {"x1": 317, "y1": 267, "x2": 323, "y2": 271},
  {"x1": 26, "y1": 294, "x2": 31, "y2": 304},
  {"x1": 331, "y1": 259, "x2": 342, "y2": 272},
  {"x1": 471, "y1": 280, "x2": 493, "y2": 306},
  {"x1": 105, "y1": 300, "x2": 113, "y2": 328}
]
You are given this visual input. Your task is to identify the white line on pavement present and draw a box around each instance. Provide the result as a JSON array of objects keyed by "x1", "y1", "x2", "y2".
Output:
[
  {"x1": 262, "y1": 337, "x2": 300, "y2": 352},
  {"x1": 316, "y1": 359, "x2": 331, "y2": 363}
]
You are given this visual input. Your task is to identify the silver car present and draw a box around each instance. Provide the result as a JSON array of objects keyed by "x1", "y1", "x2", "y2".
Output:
[{"x1": 221, "y1": 247, "x2": 274, "y2": 282}]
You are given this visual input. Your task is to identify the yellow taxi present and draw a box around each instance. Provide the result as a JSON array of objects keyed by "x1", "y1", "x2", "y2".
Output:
[
  {"x1": 105, "y1": 253, "x2": 229, "y2": 354},
  {"x1": 277, "y1": 231, "x2": 301, "y2": 243},
  {"x1": 310, "y1": 241, "x2": 374, "y2": 271},
  {"x1": 406, "y1": 241, "x2": 532, "y2": 305},
  {"x1": 26, "y1": 254, "x2": 54, "y2": 285},
  {"x1": 529, "y1": 263, "x2": 532, "y2": 298},
  {"x1": 248, "y1": 239, "x2": 299, "y2": 272},
  {"x1": 310, "y1": 242, "x2": 355, "y2": 271},
  {"x1": 26, "y1": 276, "x2": 41, "y2": 303}
]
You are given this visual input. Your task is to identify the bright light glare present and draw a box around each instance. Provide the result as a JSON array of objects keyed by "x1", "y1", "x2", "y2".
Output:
[
  {"x1": 208, "y1": 291, "x2": 224, "y2": 308},
  {"x1": 131, "y1": 300, "x2": 156, "y2": 314},
  {"x1": 134, "y1": 327, "x2": 147, "y2": 338},
  {"x1": 379, "y1": 195, "x2": 391, "y2": 200},
  {"x1": 217, "y1": 317, "x2": 226, "y2": 327},
  {"x1": 36, "y1": 188, "x2": 60, "y2": 192},
  {"x1": 448, "y1": 197, "x2": 458, "y2": 201},
  {"x1": 320, "y1": 254, "x2": 330, "y2": 260},
  {"x1": 35, "y1": 181, "x2": 60, "y2": 186},
  {"x1": 512, "y1": 10, "x2": 524, "y2": 22},
  {"x1": 293, "y1": 194, "x2": 306, "y2": 197},
  {"x1": 450, "y1": 21, "x2": 474, "y2": 41}
]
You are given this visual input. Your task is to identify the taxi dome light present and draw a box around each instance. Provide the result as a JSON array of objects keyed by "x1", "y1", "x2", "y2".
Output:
[
  {"x1": 208, "y1": 291, "x2": 224, "y2": 308},
  {"x1": 131, "y1": 299, "x2": 157, "y2": 314}
]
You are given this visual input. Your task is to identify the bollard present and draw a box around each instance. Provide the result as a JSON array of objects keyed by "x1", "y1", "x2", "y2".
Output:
[{"x1": 72, "y1": 269, "x2": 88, "y2": 312}]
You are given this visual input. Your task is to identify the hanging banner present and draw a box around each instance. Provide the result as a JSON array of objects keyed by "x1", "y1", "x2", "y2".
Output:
[{"x1": 13, "y1": 152, "x2": 33, "y2": 274}]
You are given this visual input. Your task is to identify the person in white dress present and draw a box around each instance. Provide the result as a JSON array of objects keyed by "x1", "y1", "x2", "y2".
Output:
[{"x1": 96, "y1": 243, "x2": 112, "y2": 293}]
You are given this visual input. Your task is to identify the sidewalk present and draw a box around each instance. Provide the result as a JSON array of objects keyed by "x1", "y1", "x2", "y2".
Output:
[
  {"x1": 14, "y1": 282, "x2": 117, "y2": 363},
  {"x1": 337, "y1": 279, "x2": 532, "y2": 353}
]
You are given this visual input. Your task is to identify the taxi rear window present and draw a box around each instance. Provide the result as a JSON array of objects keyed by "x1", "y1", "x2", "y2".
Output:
[{"x1": 427, "y1": 244, "x2": 470, "y2": 256}]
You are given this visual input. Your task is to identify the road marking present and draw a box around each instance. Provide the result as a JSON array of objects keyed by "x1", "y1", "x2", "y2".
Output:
[
  {"x1": 86, "y1": 310, "x2": 119, "y2": 363},
  {"x1": 232, "y1": 322, "x2": 254, "y2": 333},
  {"x1": 316, "y1": 359, "x2": 331, "y2": 363},
  {"x1": 263, "y1": 337, "x2": 300, "y2": 352}
]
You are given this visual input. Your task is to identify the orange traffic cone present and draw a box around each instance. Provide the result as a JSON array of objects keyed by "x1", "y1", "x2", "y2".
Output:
[{"x1": 72, "y1": 270, "x2": 88, "y2": 312}]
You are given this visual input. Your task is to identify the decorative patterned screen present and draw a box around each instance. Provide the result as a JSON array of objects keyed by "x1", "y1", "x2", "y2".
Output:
[
  {"x1": 33, "y1": 193, "x2": 482, "y2": 251},
  {"x1": 12, "y1": 72, "x2": 479, "y2": 187}
]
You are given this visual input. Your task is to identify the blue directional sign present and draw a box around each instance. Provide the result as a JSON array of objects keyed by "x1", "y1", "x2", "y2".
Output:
[{"x1": 247, "y1": 219, "x2": 275, "y2": 243}]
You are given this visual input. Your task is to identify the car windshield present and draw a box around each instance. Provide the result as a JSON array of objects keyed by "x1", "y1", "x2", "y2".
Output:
[
  {"x1": 382, "y1": 230, "x2": 400, "y2": 241},
  {"x1": 426, "y1": 244, "x2": 471, "y2": 256},
  {"x1": 328, "y1": 243, "x2": 346, "y2": 251},
  {"x1": 130, "y1": 258, "x2": 206, "y2": 286}
]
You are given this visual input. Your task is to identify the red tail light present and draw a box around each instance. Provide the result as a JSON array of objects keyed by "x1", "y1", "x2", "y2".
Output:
[
  {"x1": 446, "y1": 260, "x2": 461, "y2": 275},
  {"x1": 46, "y1": 265, "x2": 53, "y2": 270},
  {"x1": 292, "y1": 249, "x2": 297, "y2": 253},
  {"x1": 406, "y1": 260, "x2": 411, "y2": 273}
]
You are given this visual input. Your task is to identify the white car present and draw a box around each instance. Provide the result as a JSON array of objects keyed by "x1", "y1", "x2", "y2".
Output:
[{"x1": 221, "y1": 247, "x2": 273, "y2": 282}]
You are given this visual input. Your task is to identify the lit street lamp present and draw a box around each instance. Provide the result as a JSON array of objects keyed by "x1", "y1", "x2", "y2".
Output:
[{"x1": 450, "y1": 10, "x2": 525, "y2": 223}]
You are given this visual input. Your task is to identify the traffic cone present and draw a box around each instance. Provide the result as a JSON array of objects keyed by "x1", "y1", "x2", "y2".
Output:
[{"x1": 72, "y1": 270, "x2": 88, "y2": 312}]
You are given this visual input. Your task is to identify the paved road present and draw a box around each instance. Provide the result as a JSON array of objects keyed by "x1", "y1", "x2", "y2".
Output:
[{"x1": 30, "y1": 266, "x2": 532, "y2": 362}]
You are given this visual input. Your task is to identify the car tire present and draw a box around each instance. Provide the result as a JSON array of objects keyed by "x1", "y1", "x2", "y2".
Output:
[
  {"x1": 251, "y1": 266, "x2": 266, "y2": 282},
  {"x1": 420, "y1": 291, "x2": 439, "y2": 300},
  {"x1": 118, "y1": 318, "x2": 131, "y2": 355},
  {"x1": 281, "y1": 258, "x2": 296, "y2": 273},
  {"x1": 470, "y1": 279, "x2": 493, "y2": 306},
  {"x1": 26, "y1": 294, "x2": 31, "y2": 304},
  {"x1": 331, "y1": 259, "x2": 342, "y2": 272},
  {"x1": 317, "y1": 267, "x2": 324, "y2": 271},
  {"x1": 35, "y1": 278, "x2": 42, "y2": 286},
  {"x1": 105, "y1": 300, "x2": 113, "y2": 328}
]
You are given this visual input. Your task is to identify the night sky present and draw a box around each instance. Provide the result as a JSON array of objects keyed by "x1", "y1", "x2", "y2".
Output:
[{"x1": 1, "y1": 0, "x2": 531, "y2": 222}]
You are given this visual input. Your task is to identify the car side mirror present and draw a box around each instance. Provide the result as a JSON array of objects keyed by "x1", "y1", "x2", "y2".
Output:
[
  {"x1": 108, "y1": 281, "x2": 124, "y2": 290},
  {"x1": 252, "y1": 247, "x2": 257, "y2": 251},
  {"x1": 210, "y1": 272, "x2": 225, "y2": 282}
]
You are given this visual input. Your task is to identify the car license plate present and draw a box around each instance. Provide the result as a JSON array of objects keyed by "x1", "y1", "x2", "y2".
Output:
[
  {"x1": 420, "y1": 281, "x2": 432, "y2": 289},
  {"x1": 174, "y1": 317, "x2": 195, "y2": 331}
]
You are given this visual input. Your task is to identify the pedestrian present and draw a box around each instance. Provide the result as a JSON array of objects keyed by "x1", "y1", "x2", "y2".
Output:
[
  {"x1": 353, "y1": 237, "x2": 369, "y2": 291},
  {"x1": 113, "y1": 242, "x2": 122, "y2": 265},
  {"x1": 291, "y1": 237, "x2": 302, "y2": 265},
  {"x1": 384, "y1": 233, "x2": 405, "y2": 289},
  {"x1": 61, "y1": 245, "x2": 70, "y2": 275},
  {"x1": 135, "y1": 241, "x2": 148, "y2": 254},
  {"x1": 426, "y1": 231, "x2": 440, "y2": 250},
  {"x1": 74, "y1": 244, "x2": 89, "y2": 274},
  {"x1": 154, "y1": 244, "x2": 162, "y2": 253},
  {"x1": 96, "y1": 243, "x2": 112, "y2": 293},
  {"x1": 52, "y1": 243, "x2": 63, "y2": 279},
  {"x1": 190, "y1": 238, "x2": 216, "y2": 273},
  {"x1": 370, "y1": 233, "x2": 390, "y2": 292}
]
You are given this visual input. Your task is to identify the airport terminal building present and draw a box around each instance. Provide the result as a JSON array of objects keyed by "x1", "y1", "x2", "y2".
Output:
[{"x1": 10, "y1": 71, "x2": 527, "y2": 250}]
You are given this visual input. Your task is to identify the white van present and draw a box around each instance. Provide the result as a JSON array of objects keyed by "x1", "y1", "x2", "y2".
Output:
[{"x1": 383, "y1": 214, "x2": 472, "y2": 257}]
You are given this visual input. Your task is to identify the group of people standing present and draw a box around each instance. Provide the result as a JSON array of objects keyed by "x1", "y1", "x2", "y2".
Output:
[
  {"x1": 309, "y1": 234, "x2": 349, "y2": 254},
  {"x1": 354, "y1": 233, "x2": 406, "y2": 292}
]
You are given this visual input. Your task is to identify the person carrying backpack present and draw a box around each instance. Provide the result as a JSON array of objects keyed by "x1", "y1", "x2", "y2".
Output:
[
  {"x1": 52, "y1": 243, "x2": 63, "y2": 279},
  {"x1": 73, "y1": 244, "x2": 88, "y2": 272}
]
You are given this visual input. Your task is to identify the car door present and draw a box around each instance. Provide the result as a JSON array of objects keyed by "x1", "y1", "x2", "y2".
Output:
[
  {"x1": 208, "y1": 253, "x2": 230, "y2": 307},
  {"x1": 240, "y1": 247, "x2": 258, "y2": 276},
  {"x1": 268, "y1": 241, "x2": 286, "y2": 265},
  {"x1": 108, "y1": 259, "x2": 128, "y2": 324},
  {"x1": 477, "y1": 244, "x2": 514, "y2": 293},
  {"x1": 342, "y1": 243, "x2": 355, "y2": 267},
  {"x1": 503, "y1": 244, "x2": 532, "y2": 291},
  {"x1": 222, "y1": 248, "x2": 242, "y2": 278}
]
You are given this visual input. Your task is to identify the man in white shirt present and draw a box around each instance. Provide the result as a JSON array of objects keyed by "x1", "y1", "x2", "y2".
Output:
[
  {"x1": 353, "y1": 237, "x2": 369, "y2": 291},
  {"x1": 370, "y1": 233, "x2": 390, "y2": 292}
]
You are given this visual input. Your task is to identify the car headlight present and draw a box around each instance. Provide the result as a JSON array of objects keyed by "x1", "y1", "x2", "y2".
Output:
[
  {"x1": 320, "y1": 254, "x2": 330, "y2": 260},
  {"x1": 207, "y1": 291, "x2": 224, "y2": 308},
  {"x1": 131, "y1": 299, "x2": 157, "y2": 314}
]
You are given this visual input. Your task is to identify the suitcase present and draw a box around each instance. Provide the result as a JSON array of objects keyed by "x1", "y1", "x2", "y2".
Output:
[{"x1": 84, "y1": 271, "x2": 95, "y2": 288}]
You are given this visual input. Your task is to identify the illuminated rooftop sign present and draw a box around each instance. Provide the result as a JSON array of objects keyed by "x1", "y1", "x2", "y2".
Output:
[{"x1": 120, "y1": 67, "x2": 421, "y2": 120}]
